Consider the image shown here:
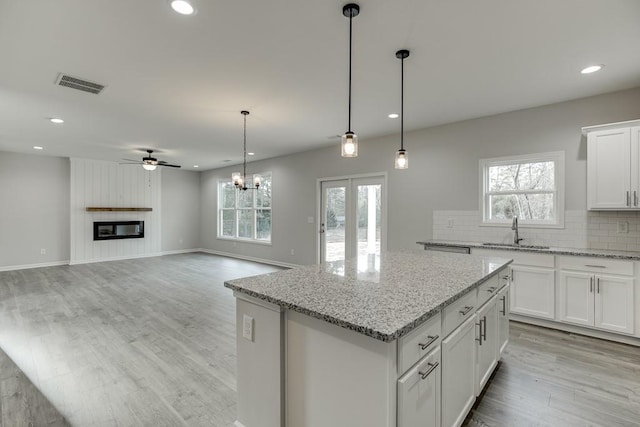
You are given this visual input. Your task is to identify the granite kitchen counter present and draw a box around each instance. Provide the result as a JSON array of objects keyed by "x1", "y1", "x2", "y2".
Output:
[
  {"x1": 225, "y1": 250, "x2": 511, "y2": 342},
  {"x1": 417, "y1": 239, "x2": 640, "y2": 260}
]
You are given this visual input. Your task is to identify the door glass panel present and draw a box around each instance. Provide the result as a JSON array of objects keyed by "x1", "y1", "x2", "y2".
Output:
[
  {"x1": 356, "y1": 184, "x2": 381, "y2": 257},
  {"x1": 324, "y1": 186, "x2": 346, "y2": 262}
]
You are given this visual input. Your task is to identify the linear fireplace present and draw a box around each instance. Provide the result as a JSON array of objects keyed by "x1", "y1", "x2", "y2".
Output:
[{"x1": 93, "y1": 221, "x2": 144, "y2": 241}]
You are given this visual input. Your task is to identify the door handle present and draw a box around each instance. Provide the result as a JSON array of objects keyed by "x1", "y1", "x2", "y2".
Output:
[
  {"x1": 320, "y1": 223, "x2": 325, "y2": 234},
  {"x1": 597, "y1": 277, "x2": 600, "y2": 294},
  {"x1": 418, "y1": 335, "x2": 439, "y2": 351},
  {"x1": 482, "y1": 316, "x2": 487, "y2": 341},
  {"x1": 500, "y1": 296, "x2": 506, "y2": 315},
  {"x1": 419, "y1": 361, "x2": 439, "y2": 380},
  {"x1": 476, "y1": 320, "x2": 483, "y2": 345},
  {"x1": 590, "y1": 276, "x2": 593, "y2": 293},
  {"x1": 635, "y1": 191, "x2": 638, "y2": 207},
  {"x1": 459, "y1": 306, "x2": 474, "y2": 316}
]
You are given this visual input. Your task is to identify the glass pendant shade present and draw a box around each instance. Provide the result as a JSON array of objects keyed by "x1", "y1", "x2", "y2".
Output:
[
  {"x1": 143, "y1": 163, "x2": 157, "y2": 171},
  {"x1": 395, "y1": 149, "x2": 408, "y2": 169},
  {"x1": 341, "y1": 132, "x2": 358, "y2": 157},
  {"x1": 253, "y1": 175, "x2": 261, "y2": 187},
  {"x1": 232, "y1": 171, "x2": 241, "y2": 185}
]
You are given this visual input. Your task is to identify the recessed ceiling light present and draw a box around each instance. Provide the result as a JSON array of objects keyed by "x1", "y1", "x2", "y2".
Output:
[
  {"x1": 581, "y1": 64, "x2": 604, "y2": 74},
  {"x1": 388, "y1": 113, "x2": 399, "y2": 119},
  {"x1": 193, "y1": 165, "x2": 199, "y2": 168},
  {"x1": 49, "y1": 118, "x2": 64, "y2": 124},
  {"x1": 170, "y1": 0, "x2": 195, "y2": 15},
  {"x1": 248, "y1": 152, "x2": 255, "y2": 156},
  {"x1": 33, "y1": 146, "x2": 44, "y2": 150}
]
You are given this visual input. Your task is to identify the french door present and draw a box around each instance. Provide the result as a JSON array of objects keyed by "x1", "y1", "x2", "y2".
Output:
[{"x1": 319, "y1": 175, "x2": 386, "y2": 263}]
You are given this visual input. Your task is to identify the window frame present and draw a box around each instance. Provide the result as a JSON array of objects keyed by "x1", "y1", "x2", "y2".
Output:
[
  {"x1": 479, "y1": 151, "x2": 565, "y2": 228},
  {"x1": 217, "y1": 171, "x2": 272, "y2": 244}
]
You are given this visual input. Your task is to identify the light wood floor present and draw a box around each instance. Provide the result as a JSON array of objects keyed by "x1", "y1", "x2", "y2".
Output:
[{"x1": 1, "y1": 253, "x2": 639, "y2": 426}]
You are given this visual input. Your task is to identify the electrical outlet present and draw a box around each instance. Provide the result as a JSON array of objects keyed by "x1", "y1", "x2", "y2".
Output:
[
  {"x1": 307, "y1": 216, "x2": 314, "y2": 224},
  {"x1": 447, "y1": 219, "x2": 454, "y2": 228},
  {"x1": 290, "y1": 249, "x2": 295, "y2": 256},
  {"x1": 242, "y1": 315, "x2": 254, "y2": 341},
  {"x1": 40, "y1": 248, "x2": 46, "y2": 255},
  {"x1": 617, "y1": 221, "x2": 629, "y2": 233}
]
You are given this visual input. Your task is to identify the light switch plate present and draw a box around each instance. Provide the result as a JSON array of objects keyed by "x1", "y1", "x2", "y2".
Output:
[{"x1": 242, "y1": 315, "x2": 254, "y2": 341}]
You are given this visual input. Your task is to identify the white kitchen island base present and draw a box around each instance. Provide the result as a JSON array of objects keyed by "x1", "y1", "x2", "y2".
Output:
[{"x1": 226, "y1": 252, "x2": 512, "y2": 427}]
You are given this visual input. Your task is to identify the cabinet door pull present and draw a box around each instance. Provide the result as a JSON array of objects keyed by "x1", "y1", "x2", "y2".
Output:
[
  {"x1": 590, "y1": 276, "x2": 593, "y2": 293},
  {"x1": 418, "y1": 334, "x2": 439, "y2": 350},
  {"x1": 584, "y1": 264, "x2": 606, "y2": 268},
  {"x1": 419, "y1": 361, "x2": 439, "y2": 380},
  {"x1": 486, "y1": 286, "x2": 497, "y2": 293},
  {"x1": 475, "y1": 320, "x2": 483, "y2": 345},
  {"x1": 459, "y1": 306, "x2": 474, "y2": 316},
  {"x1": 500, "y1": 296, "x2": 506, "y2": 315},
  {"x1": 635, "y1": 191, "x2": 638, "y2": 207},
  {"x1": 502, "y1": 275, "x2": 510, "y2": 281},
  {"x1": 511, "y1": 270, "x2": 514, "y2": 282},
  {"x1": 482, "y1": 316, "x2": 487, "y2": 341},
  {"x1": 627, "y1": 191, "x2": 631, "y2": 207},
  {"x1": 597, "y1": 277, "x2": 600, "y2": 294}
]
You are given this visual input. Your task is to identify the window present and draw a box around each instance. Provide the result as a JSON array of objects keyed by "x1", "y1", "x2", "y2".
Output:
[
  {"x1": 480, "y1": 152, "x2": 564, "y2": 227},
  {"x1": 218, "y1": 172, "x2": 272, "y2": 242}
]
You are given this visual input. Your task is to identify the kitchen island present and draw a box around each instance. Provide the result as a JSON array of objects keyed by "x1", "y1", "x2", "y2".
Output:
[{"x1": 225, "y1": 250, "x2": 512, "y2": 427}]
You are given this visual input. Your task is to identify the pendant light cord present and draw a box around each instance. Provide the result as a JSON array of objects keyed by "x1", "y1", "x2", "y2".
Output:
[
  {"x1": 348, "y1": 12, "x2": 353, "y2": 133},
  {"x1": 400, "y1": 56, "x2": 404, "y2": 151},
  {"x1": 243, "y1": 113, "x2": 247, "y2": 180}
]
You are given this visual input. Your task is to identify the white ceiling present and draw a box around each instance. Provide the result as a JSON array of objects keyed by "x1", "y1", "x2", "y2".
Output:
[{"x1": 1, "y1": 0, "x2": 639, "y2": 170}]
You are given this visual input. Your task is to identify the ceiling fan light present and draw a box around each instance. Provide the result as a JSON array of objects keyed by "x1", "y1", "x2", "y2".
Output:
[
  {"x1": 341, "y1": 132, "x2": 358, "y2": 157},
  {"x1": 395, "y1": 149, "x2": 408, "y2": 169},
  {"x1": 143, "y1": 163, "x2": 157, "y2": 171}
]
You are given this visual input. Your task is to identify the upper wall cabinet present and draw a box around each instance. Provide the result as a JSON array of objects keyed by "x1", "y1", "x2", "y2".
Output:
[{"x1": 584, "y1": 120, "x2": 640, "y2": 210}]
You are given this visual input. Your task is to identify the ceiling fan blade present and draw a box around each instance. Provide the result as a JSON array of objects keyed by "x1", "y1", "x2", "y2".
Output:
[
  {"x1": 158, "y1": 163, "x2": 181, "y2": 168},
  {"x1": 119, "y1": 162, "x2": 142, "y2": 165},
  {"x1": 122, "y1": 158, "x2": 142, "y2": 162}
]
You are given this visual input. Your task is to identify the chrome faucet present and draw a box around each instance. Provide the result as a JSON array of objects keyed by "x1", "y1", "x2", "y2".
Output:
[{"x1": 512, "y1": 217, "x2": 524, "y2": 245}]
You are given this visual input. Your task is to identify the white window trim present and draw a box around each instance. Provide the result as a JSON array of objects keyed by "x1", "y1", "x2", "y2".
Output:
[
  {"x1": 479, "y1": 151, "x2": 565, "y2": 229},
  {"x1": 217, "y1": 171, "x2": 273, "y2": 243}
]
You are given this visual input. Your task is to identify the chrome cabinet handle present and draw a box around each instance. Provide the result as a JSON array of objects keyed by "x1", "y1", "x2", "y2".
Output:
[
  {"x1": 459, "y1": 306, "x2": 474, "y2": 316},
  {"x1": 502, "y1": 275, "x2": 510, "y2": 280},
  {"x1": 597, "y1": 277, "x2": 600, "y2": 294},
  {"x1": 500, "y1": 296, "x2": 506, "y2": 315},
  {"x1": 590, "y1": 276, "x2": 593, "y2": 293},
  {"x1": 419, "y1": 361, "x2": 439, "y2": 380},
  {"x1": 585, "y1": 264, "x2": 606, "y2": 268},
  {"x1": 635, "y1": 191, "x2": 638, "y2": 207},
  {"x1": 486, "y1": 287, "x2": 497, "y2": 293},
  {"x1": 476, "y1": 320, "x2": 483, "y2": 345},
  {"x1": 627, "y1": 191, "x2": 631, "y2": 207},
  {"x1": 511, "y1": 270, "x2": 514, "y2": 282},
  {"x1": 418, "y1": 334, "x2": 439, "y2": 350}
]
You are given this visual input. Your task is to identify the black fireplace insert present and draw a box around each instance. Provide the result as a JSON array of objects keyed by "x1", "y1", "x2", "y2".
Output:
[{"x1": 93, "y1": 221, "x2": 144, "y2": 241}]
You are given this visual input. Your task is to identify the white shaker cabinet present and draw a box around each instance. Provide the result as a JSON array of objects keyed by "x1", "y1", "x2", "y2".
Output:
[
  {"x1": 509, "y1": 265, "x2": 555, "y2": 320},
  {"x1": 397, "y1": 347, "x2": 441, "y2": 427},
  {"x1": 441, "y1": 315, "x2": 477, "y2": 427},
  {"x1": 475, "y1": 296, "x2": 498, "y2": 396},
  {"x1": 584, "y1": 120, "x2": 640, "y2": 210},
  {"x1": 557, "y1": 256, "x2": 635, "y2": 335}
]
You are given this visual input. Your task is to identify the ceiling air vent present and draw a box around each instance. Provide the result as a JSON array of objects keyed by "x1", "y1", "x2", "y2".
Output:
[{"x1": 55, "y1": 73, "x2": 106, "y2": 95}]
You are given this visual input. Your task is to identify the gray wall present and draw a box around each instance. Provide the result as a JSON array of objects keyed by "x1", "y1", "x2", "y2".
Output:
[
  {"x1": 162, "y1": 168, "x2": 201, "y2": 251},
  {"x1": 0, "y1": 152, "x2": 70, "y2": 268},
  {"x1": 201, "y1": 87, "x2": 640, "y2": 266}
]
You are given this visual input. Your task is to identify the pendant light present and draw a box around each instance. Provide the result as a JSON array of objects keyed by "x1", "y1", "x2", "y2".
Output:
[
  {"x1": 232, "y1": 111, "x2": 261, "y2": 191},
  {"x1": 341, "y1": 3, "x2": 360, "y2": 158},
  {"x1": 395, "y1": 49, "x2": 410, "y2": 169}
]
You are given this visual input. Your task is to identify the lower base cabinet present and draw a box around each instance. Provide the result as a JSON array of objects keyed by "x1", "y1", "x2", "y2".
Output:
[
  {"x1": 397, "y1": 347, "x2": 441, "y2": 427},
  {"x1": 497, "y1": 285, "x2": 510, "y2": 356},
  {"x1": 475, "y1": 297, "x2": 498, "y2": 396},
  {"x1": 442, "y1": 314, "x2": 477, "y2": 427}
]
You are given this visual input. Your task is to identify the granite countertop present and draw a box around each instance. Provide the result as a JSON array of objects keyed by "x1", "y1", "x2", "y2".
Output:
[
  {"x1": 225, "y1": 250, "x2": 512, "y2": 343},
  {"x1": 417, "y1": 240, "x2": 640, "y2": 260}
]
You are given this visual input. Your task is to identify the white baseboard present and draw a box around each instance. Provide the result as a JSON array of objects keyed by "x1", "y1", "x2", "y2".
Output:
[
  {"x1": 0, "y1": 260, "x2": 70, "y2": 272},
  {"x1": 160, "y1": 249, "x2": 201, "y2": 256},
  {"x1": 198, "y1": 248, "x2": 300, "y2": 269},
  {"x1": 511, "y1": 314, "x2": 640, "y2": 347},
  {"x1": 69, "y1": 252, "x2": 165, "y2": 265}
]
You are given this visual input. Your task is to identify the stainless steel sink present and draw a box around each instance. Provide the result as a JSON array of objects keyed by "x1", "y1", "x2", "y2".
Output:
[{"x1": 481, "y1": 243, "x2": 550, "y2": 250}]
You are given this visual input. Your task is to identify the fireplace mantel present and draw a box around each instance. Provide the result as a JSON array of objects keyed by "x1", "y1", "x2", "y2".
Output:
[{"x1": 86, "y1": 207, "x2": 152, "y2": 212}]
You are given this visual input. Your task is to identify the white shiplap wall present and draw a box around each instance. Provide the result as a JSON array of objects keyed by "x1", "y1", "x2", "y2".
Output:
[{"x1": 70, "y1": 158, "x2": 161, "y2": 264}]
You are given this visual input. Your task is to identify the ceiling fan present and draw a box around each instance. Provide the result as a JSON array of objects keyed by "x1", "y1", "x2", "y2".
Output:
[{"x1": 122, "y1": 150, "x2": 181, "y2": 170}]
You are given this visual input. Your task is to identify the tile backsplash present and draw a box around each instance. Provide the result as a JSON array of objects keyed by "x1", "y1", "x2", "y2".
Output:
[{"x1": 433, "y1": 210, "x2": 640, "y2": 252}]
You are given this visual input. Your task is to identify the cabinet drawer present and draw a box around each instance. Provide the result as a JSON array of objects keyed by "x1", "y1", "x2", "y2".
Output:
[
  {"x1": 443, "y1": 290, "x2": 478, "y2": 338},
  {"x1": 478, "y1": 274, "x2": 501, "y2": 308},
  {"x1": 471, "y1": 248, "x2": 555, "y2": 268},
  {"x1": 398, "y1": 312, "x2": 442, "y2": 374},
  {"x1": 557, "y1": 256, "x2": 633, "y2": 276},
  {"x1": 397, "y1": 347, "x2": 441, "y2": 427}
]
